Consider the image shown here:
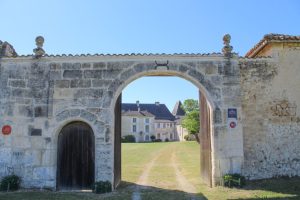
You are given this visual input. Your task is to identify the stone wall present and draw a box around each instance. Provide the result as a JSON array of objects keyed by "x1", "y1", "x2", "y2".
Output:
[
  {"x1": 240, "y1": 48, "x2": 300, "y2": 179},
  {"x1": 0, "y1": 55, "x2": 244, "y2": 188}
]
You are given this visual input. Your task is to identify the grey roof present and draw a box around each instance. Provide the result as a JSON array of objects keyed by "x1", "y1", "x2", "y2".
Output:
[
  {"x1": 122, "y1": 110, "x2": 154, "y2": 117},
  {"x1": 122, "y1": 103, "x2": 175, "y2": 121},
  {"x1": 172, "y1": 101, "x2": 186, "y2": 116}
]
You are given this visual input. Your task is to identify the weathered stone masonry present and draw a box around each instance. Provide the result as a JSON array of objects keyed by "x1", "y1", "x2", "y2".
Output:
[{"x1": 0, "y1": 34, "x2": 299, "y2": 189}]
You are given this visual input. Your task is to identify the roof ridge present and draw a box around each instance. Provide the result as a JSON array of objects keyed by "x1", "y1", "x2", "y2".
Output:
[{"x1": 245, "y1": 33, "x2": 300, "y2": 58}]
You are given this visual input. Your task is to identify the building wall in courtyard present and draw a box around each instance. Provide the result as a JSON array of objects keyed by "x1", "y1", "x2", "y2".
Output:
[{"x1": 241, "y1": 37, "x2": 300, "y2": 179}]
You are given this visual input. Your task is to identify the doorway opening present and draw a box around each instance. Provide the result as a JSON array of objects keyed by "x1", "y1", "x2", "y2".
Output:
[
  {"x1": 57, "y1": 121, "x2": 95, "y2": 190},
  {"x1": 113, "y1": 75, "x2": 213, "y2": 191}
]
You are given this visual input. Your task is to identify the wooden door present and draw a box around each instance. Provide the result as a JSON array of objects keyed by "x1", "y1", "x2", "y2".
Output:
[
  {"x1": 199, "y1": 91, "x2": 212, "y2": 187},
  {"x1": 114, "y1": 94, "x2": 122, "y2": 188},
  {"x1": 57, "y1": 122, "x2": 95, "y2": 190}
]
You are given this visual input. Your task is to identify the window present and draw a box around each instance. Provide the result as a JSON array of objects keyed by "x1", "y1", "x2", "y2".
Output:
[
  {"x1": 157, "y1": 133, "x2": 161, "y2": 139},
  {"x1": 163, "y1": 123, "x2": 166, "y2": 128},
  {"x1": 170, "y1": 123, "x2": 172, "y2": 127},
  {"x1": 157, "y1": 123, "x2": 160, "y2": 128},
  {"x1": 132, "y1": 125, "x2": 136, "y2": 132},
  {"x1": 170, "y1": 133, "x2": 173, "y2": 140},
  {"x1": 145, "y1": 118, "x2": 150, "y2": 123},
  {"x1": 145, "y1": 135, "x2": 150, "y2": 141},
  {"x1": 132, "y1": 118, "x2": 137, "y2": 123},
  {"x1": 145, "y1": 125, "x2": 149, "y2": 133}
]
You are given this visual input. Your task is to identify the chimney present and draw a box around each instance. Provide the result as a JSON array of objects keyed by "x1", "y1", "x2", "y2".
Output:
[
  {"x1": 136, "y1": 100, "x2": 140, "y2": 112},
  {"x1": 155, "y1": 101, "x2": 160, "y2": 106}
]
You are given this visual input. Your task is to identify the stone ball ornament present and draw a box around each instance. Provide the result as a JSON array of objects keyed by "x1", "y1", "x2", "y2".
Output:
[
  {"x1": 35, "y1": 36, "x2": 44, "y2": 47},
  {"x1": 33, "y1": 36, "x2": 45, "y2": 58}
]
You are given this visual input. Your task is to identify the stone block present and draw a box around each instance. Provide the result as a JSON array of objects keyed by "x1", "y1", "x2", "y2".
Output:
[
  {"x1": 63, "y1": 70, "x2": 83, "y2": 79},
  {"x1": 92, "y1": 80, "x2": 111, "y2": 88},
  {"x1": 34, "y1": 106, "x2": 48, "y2": 117},
  {"x1": 70, "y1": 80, "x2": 91, "y2": 88},
  {"x1": 133, "y1": 63, "x2": 155, "y2": 72},
  {"x1": 18, "y1": 105, "x2": 33, "y2": 117},
  {"x1": 12, "y1": 88, "x2": 32, "y2": 98},
  {"x1": 33, "y1": 167, "x2": 55, "y2": 180},
  {"x1": 62, "y1": 63, "x2": 81, "y2": 70},
  {"x1": 55, "y1": 80, "x2": 70, "y2": 88},
  {"x1": 12, "y1": 137, "x2": 31, "y2": 148},
  {"x1": 69, "y1": 109, "x2": 81, "y2": 117},
  {"x1": 80, "y1": 110, "x2": 97, "y2": 122},
  {"x1": 31, "y1": 137, "x2": 45, "y2": 149},
  {"x1": 188, "y1": 69, "x2": 204, "y2": 83},
  {"x1": 49, "y1": 71, "x2": 61, "y2": 79},
  {"x1": 82, "y1": 63, "x2": 91, "y2": 69},
  {"x1": 27, "y1": 79, "x2": 46, "y2": 89},
  {"x1": 107, "y1": 61, "x2": 134, "y2": 70},
  {"x1": 49, "y1": 63, "x2": 61, "y2": 70},
  {"x1": 9, "y1": 80, "x2": 26, "y2": 88},
  {"x1": 119, "y1": 69, "x2": 135, "y2": 82},
  {"x1": 74, "y1": 89, "x2": 103, "y2": 99},
  {"x1": 84, "y1": 70, "x2": 102, "y2": 78},
  {"x1": 93, "y1": 62, "x2": 106, "y2": 69},
  {"x1": 56, "y1": 110, "x2": 70, "y2": 122}
]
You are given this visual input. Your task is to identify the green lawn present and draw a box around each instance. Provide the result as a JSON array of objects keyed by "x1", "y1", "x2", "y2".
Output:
[{"x1": 0, "y1": 142, "x2": 300, "y2": 200}]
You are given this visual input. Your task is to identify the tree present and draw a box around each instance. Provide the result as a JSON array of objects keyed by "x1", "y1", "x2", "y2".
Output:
[
  {"x1": 181, "y1": 99, "x2": 199, "y2": 135},
  {"x1": 181, "y1": 99, "x2": 199, "y2": 113}
]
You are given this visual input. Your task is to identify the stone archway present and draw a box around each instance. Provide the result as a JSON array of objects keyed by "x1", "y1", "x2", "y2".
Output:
[{"x1": 110, "y1": 62, "x2": 224, "y2": 188}]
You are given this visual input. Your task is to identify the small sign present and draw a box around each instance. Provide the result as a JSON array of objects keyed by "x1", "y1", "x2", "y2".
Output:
[
  {"x1": 2, "y1": 125, "x2": 12, "y2": 135},
  {"x1": 229, "y1": 121, "x2": 236, "y2": 128},
  {"x1": 228, "y1": 108, "x2": 237, "y2": 119}
]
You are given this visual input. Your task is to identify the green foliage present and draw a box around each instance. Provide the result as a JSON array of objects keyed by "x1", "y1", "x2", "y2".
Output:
[
  {"x1": 93, "y1": 181, "x2": 112, "y2": 194},
  {"x1": 154, "y1": 139, "x2": 162, "y2": 142},
  {"x1": 223, "y1": 173, "x2": 246, "y2": 188},
  {"x1": 181, "y1": 99, "x2": 199, "y2": 113},
  {"x1": 181, "y1": 99, "x2": 200, "y2": 134},
  {"x1": 184, "y1": 134, "x2": 196, "y2": 141},
  {"x1": 165, "y1": 138, "x2": 169, "y2": 142},
  {"x1": 0, "y1": 175, "x2": 21, "y2": 191},
  {"x1": 182, "y1": 110, "x2": 199, "y2": 134},
  {"x1": 121, "y1": 135, "x2": 136, "y2": 143},
  {"x1": 150, "y1": 135, "x2": 156, "y2": 141}
]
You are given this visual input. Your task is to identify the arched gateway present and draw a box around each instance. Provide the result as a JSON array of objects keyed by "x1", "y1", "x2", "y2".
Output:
[{"x1": 0, "y1": 34, "x2": 300, "y2": 190}]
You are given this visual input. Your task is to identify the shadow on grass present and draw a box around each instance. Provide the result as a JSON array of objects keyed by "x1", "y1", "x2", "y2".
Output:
[
  {"x1": 228, "y1": 177, "x2": 300, "y2": 200},
  {"x1": 0, "y1": 181, "x2": 207, "y2": 200},
  {"x1": 116, "y1": 181, "x2": 207, "y2": 200}
]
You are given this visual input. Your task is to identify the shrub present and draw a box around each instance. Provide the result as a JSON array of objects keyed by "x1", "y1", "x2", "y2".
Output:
[
  {"x1": 121, "y1": 135, "x2": 136, "y2": 143},
  {"x1": 150, "y1": 135, "x2": 156, "y2": 141},
  {"x1": 93, "y1": 181, "x2": 112, "y2": 194},
  {"x1": 154, "y1": 139, "x2": 162, "y2": 142},
  {"x1": 165, "y1": 138, "x2": 169, "y2": 142},
  {"x1": 0, "y1": 175, "x2": 21, "y2": 191},
  {"x1": 223, "y1": 173, "x2": 246, "y2": 188},
  {"x1": 184, "y1": 134, "x2": 196, "y2": 141}
]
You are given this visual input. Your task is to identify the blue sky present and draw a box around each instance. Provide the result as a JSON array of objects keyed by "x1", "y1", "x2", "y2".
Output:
[{"x1": 1, "y1": 0, "x2": 300, "y2": 110}]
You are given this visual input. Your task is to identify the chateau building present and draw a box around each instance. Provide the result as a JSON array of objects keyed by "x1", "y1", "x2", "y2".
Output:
[{"x1": 121, "y1": 101, "x2": 177, "y2": 142}]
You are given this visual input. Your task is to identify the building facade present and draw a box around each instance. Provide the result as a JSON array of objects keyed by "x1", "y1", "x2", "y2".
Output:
[
  {"x1": 121, "y1": 101, "x2": 176, "y2": 142},
  {"x1": 0, "y1": 34, "x2": 300, "y2": 189}
]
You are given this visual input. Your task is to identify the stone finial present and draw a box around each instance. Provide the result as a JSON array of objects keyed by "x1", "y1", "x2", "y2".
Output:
[
  {"x1": 0, "y1": 40, "x2": 18, "y2": 57},
  {"x1": 222, "y1": 34, "x2": 233, "y2": 57},
  {"x1": 33, "y1": 36, "x2": 45, "y2": 58}
]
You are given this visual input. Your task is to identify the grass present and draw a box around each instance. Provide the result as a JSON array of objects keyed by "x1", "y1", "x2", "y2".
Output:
[{"x1": 0, "y1": 142, "x2": 300, "y2": 199}]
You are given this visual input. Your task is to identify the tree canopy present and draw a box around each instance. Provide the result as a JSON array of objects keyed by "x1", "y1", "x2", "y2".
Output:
[{"x1": 181, "y1": 99, "x2": 199, "y2": 134}]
